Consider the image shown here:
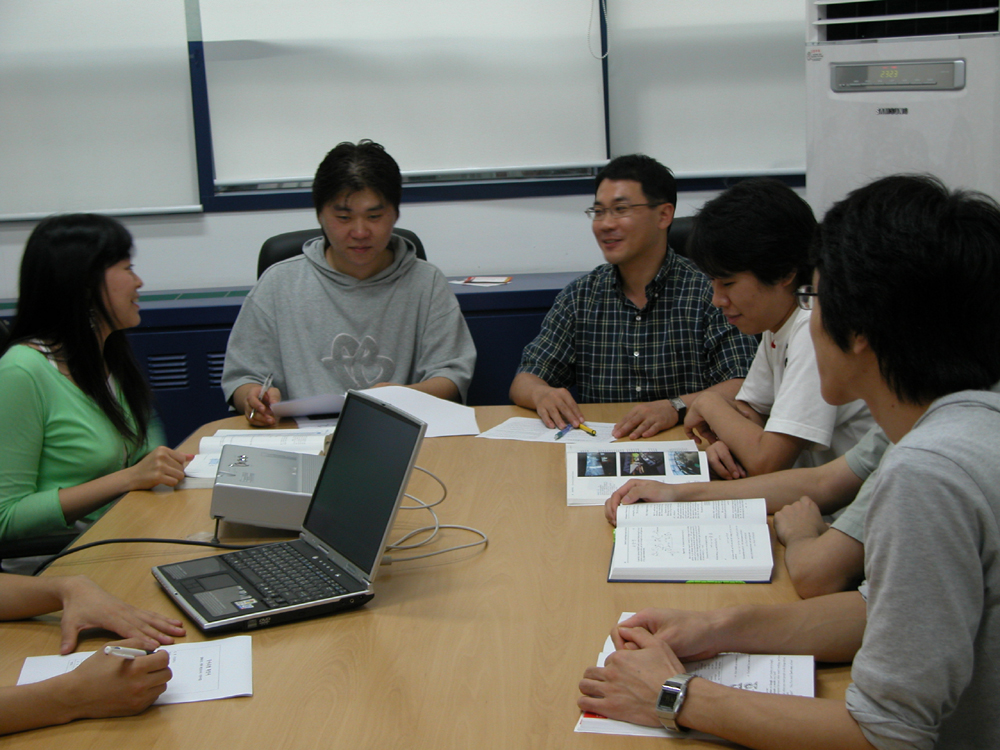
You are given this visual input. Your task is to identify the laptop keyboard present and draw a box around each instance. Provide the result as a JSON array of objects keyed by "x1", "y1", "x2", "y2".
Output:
[{"x1": 224, "y1": 544, "x2": 350, "y2": 607}]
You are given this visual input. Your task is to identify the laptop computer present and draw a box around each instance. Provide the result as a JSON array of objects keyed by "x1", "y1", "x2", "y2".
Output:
[{"x1": 152, "y1": 390, "x2": 427, "y2": 633}]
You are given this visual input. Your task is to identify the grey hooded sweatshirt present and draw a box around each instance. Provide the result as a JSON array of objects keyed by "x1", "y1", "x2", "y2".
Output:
[{"x1": 222, "y1": 234, "x2": 476, "y2": 403}]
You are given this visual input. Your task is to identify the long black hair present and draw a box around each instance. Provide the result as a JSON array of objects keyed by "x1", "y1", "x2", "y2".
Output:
[{"x1": 4, "y1": 214, "x2": 153, "y2": 449}]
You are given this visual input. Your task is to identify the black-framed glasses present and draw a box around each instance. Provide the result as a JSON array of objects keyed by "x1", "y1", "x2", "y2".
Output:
[
  {"x1": 796, "y1": 285, "x2": 818, "y2": 311},
  {"x1": 584, "y1": 202, "x2": 664, "y2": 221}
]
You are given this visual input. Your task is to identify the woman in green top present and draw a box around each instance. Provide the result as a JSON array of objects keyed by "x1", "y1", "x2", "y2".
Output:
[{"x1": 0, "y1": 214, "x2": 192, "y2": 541}]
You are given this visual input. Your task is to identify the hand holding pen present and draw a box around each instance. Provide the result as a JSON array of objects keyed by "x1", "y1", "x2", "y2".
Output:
[{"x1": 240, "y1": 374, "x2": 280, "y2": 427}]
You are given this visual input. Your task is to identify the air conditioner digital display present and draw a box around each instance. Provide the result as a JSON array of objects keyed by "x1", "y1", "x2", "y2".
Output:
[{"x1": 832, "y1": 60, "x2": 966, "y2": 92}]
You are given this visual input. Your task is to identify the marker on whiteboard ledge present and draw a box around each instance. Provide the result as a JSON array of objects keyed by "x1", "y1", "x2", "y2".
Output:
[{"x1": 104, "y1": 646, "x2": 156, "y2": 660}]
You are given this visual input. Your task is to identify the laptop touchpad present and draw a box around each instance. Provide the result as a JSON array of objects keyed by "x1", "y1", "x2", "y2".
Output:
[
  {"x1": 201, "y1": 573, "x2": 239, "y2": 590},
  {"x1": 194, "y1": 585, "x2": 246, "y2": 616}
]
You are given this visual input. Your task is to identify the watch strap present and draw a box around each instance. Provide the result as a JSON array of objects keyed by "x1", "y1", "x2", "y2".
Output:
[{"x1": 669, "y1": 397, "x2": 687, "y2": 421}]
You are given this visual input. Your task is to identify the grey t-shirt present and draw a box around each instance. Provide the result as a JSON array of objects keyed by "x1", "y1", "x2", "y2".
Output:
[
  {"x1": 830, "y1": 426, "x2": 892, "y2": 542},
  {"x1": 845, "y1": 391, "x2": 1000, "y2": 749}
]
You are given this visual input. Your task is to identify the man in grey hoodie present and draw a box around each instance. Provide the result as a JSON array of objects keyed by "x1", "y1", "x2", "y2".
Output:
[
  {"x1": 222, "y1": 140, "x2": 476, "y2": 425},
  {"x1": 578, "y1": 174, "x2": 1000, "y2": 750}
]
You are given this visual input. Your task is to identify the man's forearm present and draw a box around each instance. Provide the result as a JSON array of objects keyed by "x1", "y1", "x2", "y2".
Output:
[
  {"x1": 783, "y1": 531, "x2": 865, "y2": 599},
  {"x1": 509, "y1": 372, "x2": 549, "y2": 409},
  {"x1": 408, "y1": 377, "x2": 460, "y2": 402},
  {"x1": 680, "y1": 682, "x2": 875, "y2": 750},
  {"x1": 709, "y1": 592, "x2": 865, "y2": 662},
  {"x1": 693, "y1": 377, "x2": 745, "y2": 403},
  {"x1": 639, "y1": 455, "x2": 863, "y2": 515}
]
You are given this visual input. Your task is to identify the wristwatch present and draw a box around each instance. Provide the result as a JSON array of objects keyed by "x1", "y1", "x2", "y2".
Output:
[
  {"x1": 655, "y1": 673, "x2": 694, "y2": 733},
  {"x1": 669, "y1": 397, "x2": 687, "y2": 421}
]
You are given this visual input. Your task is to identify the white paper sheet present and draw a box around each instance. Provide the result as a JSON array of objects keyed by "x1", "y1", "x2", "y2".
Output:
[
  {"x1": 17, "y1": 636, "x2": 254, "y2": 705},
  {"x1": 270, "y1": 393, "x2": 345, "y2": 418},
  {"x1": 357, "y1": 386, "x2": 479, "y2": 437},
  {"x1": 476, "y1": 417, "x2": 618, "y2": 443}
]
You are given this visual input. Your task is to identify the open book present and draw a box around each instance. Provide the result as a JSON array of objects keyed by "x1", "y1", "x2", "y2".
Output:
[
  {"x1": 609, "y1": 498, "x2": 773, "y2": 583},
  {"x1": 565, "y1": 440, "x2": 709, "y2": 506},
  {"x1": 576, "y1": 616, "x2": 813, "y2": 740}
]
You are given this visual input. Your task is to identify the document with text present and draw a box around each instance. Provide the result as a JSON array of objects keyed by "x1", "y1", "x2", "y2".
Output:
[
  {"x1": 17, "y1": 636, "x2": 253, "y2": 705},
  {"x1": 576, "y1": 615, "x2": 813, "y2": 740},
  {"x1": 609, "y1": 498, "x2": 773, "y2": 583},
  {"x1": 477, "y1": 418, "x2": 618, "y2": 443}
]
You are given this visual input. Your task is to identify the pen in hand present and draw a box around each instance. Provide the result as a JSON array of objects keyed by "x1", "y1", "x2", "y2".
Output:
[
  {"x1": 104, "y1": 646, "x2": 156, "y2": 660},
  {"x1": 248, "y1": 372, "x2": 274, "y2": 422}
]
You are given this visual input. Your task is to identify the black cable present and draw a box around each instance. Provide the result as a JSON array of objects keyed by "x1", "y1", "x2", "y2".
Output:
[{"x1": 32, "y1": 537, "x2": 257, "y2": 575}]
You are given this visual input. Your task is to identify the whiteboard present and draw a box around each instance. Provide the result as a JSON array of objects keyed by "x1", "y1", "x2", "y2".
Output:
[
  {"x1": 607, "y1": 1, "x2": 807, "y2": 177},
  {"x1": 0, "y1": 0, "x2": 199, "y2": 220},
  {"x1": 194, "y1": 0, "x2": 608, "y2": 187}
]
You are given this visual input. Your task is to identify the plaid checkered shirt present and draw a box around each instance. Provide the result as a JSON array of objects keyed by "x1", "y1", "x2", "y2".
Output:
[{"x1": 517, "y1": 251, "x2": 757, "y2": 403}]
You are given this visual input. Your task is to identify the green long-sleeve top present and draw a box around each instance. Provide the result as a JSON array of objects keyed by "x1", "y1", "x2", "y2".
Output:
[{"x1": 0, "y1": 344, "x2": 164, "y2": 541}]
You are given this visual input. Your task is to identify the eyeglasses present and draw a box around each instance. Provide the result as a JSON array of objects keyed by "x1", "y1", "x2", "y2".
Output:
[
  {"x1": 795, "y1": 285, "x2": 818, "y2": 311},
  {"x1": 584, "y1": 202, "x2": 664, "y2": 221}
]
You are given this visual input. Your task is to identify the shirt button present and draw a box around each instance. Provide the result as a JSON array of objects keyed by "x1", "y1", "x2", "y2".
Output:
[
  {"x1": 635, "y1": 385, "x2": 642, "y2": 392},
  {"x1": 635, "y1": 315, "x2": 642, "y2": 321},
  {"x1": 633, "y1": 351, "x2": 639, "y2": 357}
]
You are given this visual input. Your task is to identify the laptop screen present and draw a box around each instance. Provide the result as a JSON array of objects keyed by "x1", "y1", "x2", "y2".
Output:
[{"x1": 302, "y1": 391, "x2": 424, "y2": 576}]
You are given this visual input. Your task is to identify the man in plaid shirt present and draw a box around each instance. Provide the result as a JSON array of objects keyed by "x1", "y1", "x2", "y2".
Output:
[{"x1": 510, "y1": 155, "x2": 757, "y2": 439}]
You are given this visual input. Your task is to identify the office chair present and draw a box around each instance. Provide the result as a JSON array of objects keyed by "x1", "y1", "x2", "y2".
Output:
[
  {"x1": 257, "y1": 227, "x2": 427, "y2": 279},
  {"x1": 669, "y1": 215, "x2": 695, "y2": 258},
  {"x1": 0, "y1": 317, "x2": 10, "y2": 349}
]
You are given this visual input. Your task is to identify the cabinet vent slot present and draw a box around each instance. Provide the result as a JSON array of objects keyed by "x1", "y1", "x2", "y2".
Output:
[
  {"x1": 207, "y1": 352, "x2": 226, "y2": 388},
  {"x1": 146, "y1": 354, "x2": 189, "y2": 390}
]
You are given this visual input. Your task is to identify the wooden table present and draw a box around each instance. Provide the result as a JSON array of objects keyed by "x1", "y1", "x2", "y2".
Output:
[{"x1": 0, "y1": 405, "x2": 851, "y2": 748}]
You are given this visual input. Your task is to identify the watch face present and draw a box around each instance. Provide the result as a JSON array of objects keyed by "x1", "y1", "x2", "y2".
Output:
[{"x1": 657, "y1": 683, "x2": 682, "y2": 712}]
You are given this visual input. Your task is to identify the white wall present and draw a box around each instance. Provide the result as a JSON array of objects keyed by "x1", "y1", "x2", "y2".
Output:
[{"x1": 0, "y1": 190, "x2": 722, "y2": 299}]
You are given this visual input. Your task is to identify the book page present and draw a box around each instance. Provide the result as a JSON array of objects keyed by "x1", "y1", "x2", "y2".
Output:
[
  {"x1": 616, "y1": 498, "x2": 767, "y2": 527},
  {"x1": 565, "y1": 441, "x2": 707, "y2": 506},
  {"x1": 610, "y1": 523, "x2": 772, "y2": 581},
  {"x1": 198, "y1": 433, "x2": 329, "y2": 456}
]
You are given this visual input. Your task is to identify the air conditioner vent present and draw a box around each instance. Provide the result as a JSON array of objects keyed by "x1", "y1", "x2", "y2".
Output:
[
  {"x1": 207, "y1": 351, "x2": 226, "y2": 388},
  {"x1": 813, "y1": 1, "x2": 999, "y2": 41},
  {"x1": 146, "y1": 353, "x2": 189, "y2": 390}
]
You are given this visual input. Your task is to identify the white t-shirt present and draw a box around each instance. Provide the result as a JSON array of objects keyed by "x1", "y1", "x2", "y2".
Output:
[{"x1": 736, "y1": 307, "x2": 874, "y2": 468}]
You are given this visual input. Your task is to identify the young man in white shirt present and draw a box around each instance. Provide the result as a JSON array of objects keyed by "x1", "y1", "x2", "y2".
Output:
[{"x1": 681, "y1": 178, "x2": 873, "y2": 479}]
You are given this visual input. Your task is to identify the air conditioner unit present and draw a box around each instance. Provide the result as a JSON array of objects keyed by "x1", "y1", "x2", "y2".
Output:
[{"x1": 805, "y1": 1, "x2": 1000, "y2": 215}]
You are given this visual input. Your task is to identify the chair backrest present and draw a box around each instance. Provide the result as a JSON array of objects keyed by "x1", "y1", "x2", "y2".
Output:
[
  {"x1": 669, "y1": 215, "x2": 695, "y2": 258},
  {"x1": 0, "y1": 318, "x2": 9, "y2": 351},
  {"x1": 257, "y1": 227, "x2": 427, "y2": 279}
]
